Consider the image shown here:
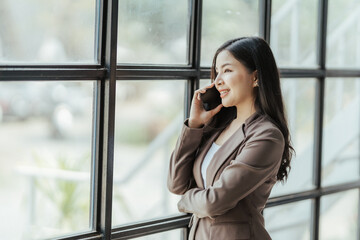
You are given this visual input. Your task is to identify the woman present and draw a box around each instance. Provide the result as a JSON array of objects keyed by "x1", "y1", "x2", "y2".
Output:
[{"x1": 167, "y1": 37, "x2": 294, "y2": 240}]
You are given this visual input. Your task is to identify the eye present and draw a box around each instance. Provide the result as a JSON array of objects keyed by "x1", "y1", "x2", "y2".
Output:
[{"x1": 224, "y1": 69, "x2": 232, "y2": 73}]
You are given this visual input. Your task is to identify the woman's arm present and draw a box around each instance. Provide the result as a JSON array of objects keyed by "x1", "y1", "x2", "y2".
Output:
[
  {"x1": 167, "y1": 119, "x2": 204, "y2": 195},
  {"x1": 177, "y1": 127, "x2": 285, "y2": 218},
  {"x1": 168, "y1": 83, "x2": 223, "y2": 195}
]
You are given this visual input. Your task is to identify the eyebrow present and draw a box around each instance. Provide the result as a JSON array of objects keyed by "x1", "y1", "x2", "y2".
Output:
[{"x1": 215, "y1": 63, "x2": 232, "y2": 70}]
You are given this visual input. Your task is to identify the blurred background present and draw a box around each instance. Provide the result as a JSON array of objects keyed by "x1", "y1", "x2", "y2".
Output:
[{"x1": 0, "y1": 0, "x2": 359, "y2": 239}]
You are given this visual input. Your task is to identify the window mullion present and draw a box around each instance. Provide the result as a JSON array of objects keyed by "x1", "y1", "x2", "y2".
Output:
[
  {"x1": 259, "y1": 0, "x2": 272, "y2": 43},
  {"x1": 92, "y1": 0, "x2": 118, "y2": 239},
  {"x1": 312, "y1": 0, "x2": 328, "y2": 239}
]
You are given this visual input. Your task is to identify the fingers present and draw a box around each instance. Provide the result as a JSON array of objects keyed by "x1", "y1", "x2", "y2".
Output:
[
  {"x1": 195, "y1": 88, "x2": 206, "y2": 101},
  {"x1": 204, "y1": 82, "x2": 215, "y2": 89},
  {"x1": 194, "y1": 82, "x2": 216, "y2": 101},
  {"x1": 209, "y1": 104, "x2": 223, "y2": 116}
]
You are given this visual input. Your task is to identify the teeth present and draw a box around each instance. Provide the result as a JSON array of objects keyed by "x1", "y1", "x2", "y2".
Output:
[{"x1": 220, "y1": 90, "x2": 229, "y2": 97}]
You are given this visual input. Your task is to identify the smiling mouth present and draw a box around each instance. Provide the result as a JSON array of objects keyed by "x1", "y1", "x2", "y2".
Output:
[{"x1": 219, "y1": 89, "x2": 230, "y2": 98}]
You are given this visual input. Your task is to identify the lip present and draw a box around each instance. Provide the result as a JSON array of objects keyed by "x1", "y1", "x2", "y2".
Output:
[{"x1": 218, "y1": 89, "x2": 230, "y2": 98}]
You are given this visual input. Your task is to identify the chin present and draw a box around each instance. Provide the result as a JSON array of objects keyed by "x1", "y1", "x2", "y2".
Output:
[{"x1": 221, "y1": 100, "x2": 233, "y2": 108}]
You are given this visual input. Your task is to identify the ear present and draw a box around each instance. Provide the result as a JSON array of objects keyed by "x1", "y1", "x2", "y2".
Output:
[
  {"x1": 253, "y1": 70, "x2": 259, "y2": 87},
  {"x1": 253, "y1": 70, "x2": 258, "y2": 80}
]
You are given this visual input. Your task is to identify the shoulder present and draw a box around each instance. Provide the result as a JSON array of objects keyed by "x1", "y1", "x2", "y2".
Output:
[{"x1": 245, "y1": 114, "x2": 284, "y2": 144}]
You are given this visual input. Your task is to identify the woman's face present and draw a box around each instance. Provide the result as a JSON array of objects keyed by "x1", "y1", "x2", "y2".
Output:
[{"x1": 214, "y1": 50, "x2": 257, "y2": 109}]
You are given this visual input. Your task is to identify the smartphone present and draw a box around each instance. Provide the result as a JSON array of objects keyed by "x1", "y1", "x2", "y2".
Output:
[{"x1": 200, "y1": 85, "x2": 222, "y2": 111}]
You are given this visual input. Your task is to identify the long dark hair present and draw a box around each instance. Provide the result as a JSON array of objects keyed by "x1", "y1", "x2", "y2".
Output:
[{"x1": 210, "y1": 37, "x2": 295, "y2": 182}]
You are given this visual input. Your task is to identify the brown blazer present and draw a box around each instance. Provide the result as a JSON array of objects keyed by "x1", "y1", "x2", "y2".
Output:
[{"x1": 167, "y1": 111, "x2": 285, "y2": 240}]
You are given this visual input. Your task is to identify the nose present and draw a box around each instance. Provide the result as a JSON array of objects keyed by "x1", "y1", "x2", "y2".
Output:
[{"x1": 214, "y1": 74, "x2": 223, "y2": 86}]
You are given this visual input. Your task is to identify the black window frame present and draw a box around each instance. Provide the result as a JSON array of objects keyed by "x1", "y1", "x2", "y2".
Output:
[{"x1": 1, "y1": 0, "x2": 360, "y2": 239}]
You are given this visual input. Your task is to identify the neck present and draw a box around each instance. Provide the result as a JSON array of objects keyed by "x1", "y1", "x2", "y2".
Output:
[{"x1": 234, "y1": 101, "x2": 256, "y2": 125}]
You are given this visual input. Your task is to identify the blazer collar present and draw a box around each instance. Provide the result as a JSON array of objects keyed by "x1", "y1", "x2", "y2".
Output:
[
  {"x1": 205, "y1": 110, "x2": 262, "y2": 187},
  {"x1": 193, "y1": 128, "x2": 222, "y2": 189},
  {"x1": 243, "y1": 110, "x2": 262, "y2": 131}
]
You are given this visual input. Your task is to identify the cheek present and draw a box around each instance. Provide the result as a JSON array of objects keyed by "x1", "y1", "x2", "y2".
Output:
[
  {"x1": 225, "y1": 76, "x2": 241, "y2": 88},
  {"x1": 231, "y1": 81, "x2": 254, "y2": 100},
  {"x1": 229, "y1": 79, "x2": 249, "y2": 92},
  {"x1": 242, "y1": 78, "x2": 255, "y2": 91}
]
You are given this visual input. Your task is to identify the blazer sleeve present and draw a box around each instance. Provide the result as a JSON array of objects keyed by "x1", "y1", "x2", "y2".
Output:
[
  {"x1": 167, "y1": 119, "x2": 204, "y2": 195},
  {"x1": 177, "y1": 127, "x2": 285, "y2": 218}
]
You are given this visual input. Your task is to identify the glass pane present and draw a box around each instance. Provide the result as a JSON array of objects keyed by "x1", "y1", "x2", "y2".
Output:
[
  {"x1": 320, "y1": 189, "x2": 359, "y2": 240},
  {"x1": 271, "y1": 0, "x2": 318, "y2": 67},
  {"x1": 322, "y1": 78, "x2": 360, "y2": 186},
  {"x1": 112, "y1": 80, "x2": 185, "y2": 226},
  {"x1": 264, "y1": 200, "x2": 312, "y2": 240},
  {"x1": 201, "y1": 0, "x2": 259, "y2": 66},
  {"x1": 0, "y1": 81, "x2": 93, "y2": 239},
  {"x1": 271, "y1": 79, "x2": 316, "y2": 197},
  {"x1": 117, "y1": 0, "x2": 189, "y2": 64},
  {"x1": 132, "y1": 228, "x2": 185, "y2": 240},
  {"x1": 326, "y1": 0, "x2": 360, "y2": 68},
  {"x1": 0, "y1": 0, "x2": 96, "y2": 64}
]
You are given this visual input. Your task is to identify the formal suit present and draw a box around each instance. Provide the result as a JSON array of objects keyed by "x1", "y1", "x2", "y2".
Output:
[{"x1": 167, "y1": 111, "x2": 285, "y2": 240}]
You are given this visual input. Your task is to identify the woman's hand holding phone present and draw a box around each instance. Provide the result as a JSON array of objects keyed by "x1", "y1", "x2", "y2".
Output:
[{"x1": 188, "y1": 83, "x2": 223, "y2": 128}]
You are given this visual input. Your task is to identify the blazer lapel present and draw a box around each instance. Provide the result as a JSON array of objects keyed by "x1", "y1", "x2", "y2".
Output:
[
  {"x1": 193, "y1": 128, "x2": 222, "y2": 189},
  {"x1": 205, "y1": 125, "x2": 246, "y2": 187}
]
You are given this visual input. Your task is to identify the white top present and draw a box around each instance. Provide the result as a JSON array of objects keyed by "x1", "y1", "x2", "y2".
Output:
[{"x1": 201, "y1": 142, "x2": 221, "y2": 188}]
